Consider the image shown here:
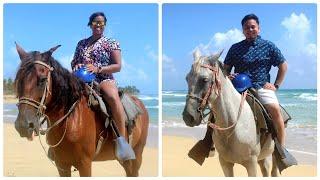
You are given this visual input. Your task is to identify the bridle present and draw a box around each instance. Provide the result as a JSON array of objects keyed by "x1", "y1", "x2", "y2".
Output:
[
  {"x1": 17, "y1": 60, "x2": 54, "y2": 120},
  {"x1": 186, "y1": 62, "x2": 247, "y2": 132},
  {"x1": 187, "y1": 63, "x2": 222, "y2": 123},
  {"x1": 17, "y1": 60, "x2": 78, "y2": 147}
]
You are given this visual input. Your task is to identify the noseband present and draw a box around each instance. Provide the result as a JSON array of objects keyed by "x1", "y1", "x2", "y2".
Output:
[{"x1": 187, "y1": 64, "x2": 221, "y2": 121}]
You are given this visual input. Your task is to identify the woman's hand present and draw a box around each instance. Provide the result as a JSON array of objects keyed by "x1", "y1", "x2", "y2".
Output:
[
  {"x1": 263, "y1": 82, "x2": 277, "y2": 91},
  {"x1": 73, "y1": 64, "x2": 84, "y2": 71},
  {"x1": 227, "y1": 73, "x2": 239, "y2": 80},
  {"x1": 86, "y1": 64, "x2": 98, "y2": 73}
]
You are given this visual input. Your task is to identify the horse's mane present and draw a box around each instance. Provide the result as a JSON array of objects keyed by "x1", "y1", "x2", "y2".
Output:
[
  {"x1": 192, "y1": 55, "x2": 227, "y2": 77},
  {"x1": 15, "y1": 51, "x2": 86, "y2": 112}
]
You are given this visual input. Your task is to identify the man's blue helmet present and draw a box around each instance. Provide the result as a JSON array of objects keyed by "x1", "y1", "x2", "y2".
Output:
[
  {"x1": 232, "y1": 73, "x2": 252, "y2": 93},
  {"x1": 73, "y1": 66, "x2": 96, "y2": 83}
]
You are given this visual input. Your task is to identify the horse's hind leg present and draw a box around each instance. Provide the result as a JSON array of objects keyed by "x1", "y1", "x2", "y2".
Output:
[
  {"x1": 258, "y1": 158, "x2": 270, "y2": 176},
  {"x1": 121, "y1": 143, "x2": 144, "y2": 177},
  {"x1": 271, "y1": 153, "x2": 280, "y2": 176},
  {"x1": 219, "y1": 155, "x2": 234, "y2": 176}
]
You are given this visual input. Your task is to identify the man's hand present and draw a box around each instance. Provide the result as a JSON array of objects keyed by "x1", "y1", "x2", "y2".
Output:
[
  {"x1": 227, "y1": 73, "x2": 239, "y2": 80},
  {"x1": 263, "y1": 82, "x2": 277, "y2": 91}
]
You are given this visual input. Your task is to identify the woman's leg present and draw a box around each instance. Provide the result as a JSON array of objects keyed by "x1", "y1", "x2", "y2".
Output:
[{"x1": 100, "y1": 80, "x2": 126, "y2": 137}]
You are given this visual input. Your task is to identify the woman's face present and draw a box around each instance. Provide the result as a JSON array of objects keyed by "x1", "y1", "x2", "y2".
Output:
[
  {"x1": 242, "y1": 19, "x2": 260, "y2": 41},
  {"x1": 90, "y1": 15, "x2": 105, "y2": 36}
]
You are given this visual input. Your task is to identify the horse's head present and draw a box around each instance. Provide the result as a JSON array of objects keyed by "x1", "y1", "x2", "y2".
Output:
[
  {"x1": 182, "y1": 49, "x2": 224, "y2": 127},
  {"x1": 14, "y1": 43, "x2": 61, "y2": 140}
]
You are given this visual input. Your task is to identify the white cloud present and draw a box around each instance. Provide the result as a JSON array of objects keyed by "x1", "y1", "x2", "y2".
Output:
[
  {"x1": 144, "y1": 45, "x2": 158, "y2": 62},
  {"x1": 281, "y1": 14, "x2": 314, "y2": 52},
  {"x1": 302, "y1": 43, "x2": 317, "y2": 58},
  {"x1": 279, "y1": 13, "x2": 316, "y2": 57},
  {"x1": 120, "y1": 59, "x2": 148, "y2": 81},
  {"x1": 162, "y1": 54, "x2": 176, "y2": 73},
  {"x1": 192, "y1": 28, "x2": 244, "y2": 56},
  {"x1": 281, "y1": 13, "x2": 310, "y2": 37}
]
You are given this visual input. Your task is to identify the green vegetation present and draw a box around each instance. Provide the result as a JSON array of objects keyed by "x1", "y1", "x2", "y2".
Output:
[
  {"x1": 3, "y1": 78, "x2": 15, "y2": 95},
  {"x1": 118, "y1": 85, "x2": 140, "y2": 95}
]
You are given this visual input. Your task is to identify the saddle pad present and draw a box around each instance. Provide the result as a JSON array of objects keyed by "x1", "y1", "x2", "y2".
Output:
[{"x1": 246, "y1": 91, "x2": 292, "y2": 131}]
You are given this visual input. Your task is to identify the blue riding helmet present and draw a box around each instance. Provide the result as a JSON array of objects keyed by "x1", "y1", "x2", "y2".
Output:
[
  {"x1": 231, "y1": 73, "x2": 252, "y2": 93},
  {"x1": 73, "y1": 66, "x2": 96, "y2": 83}
]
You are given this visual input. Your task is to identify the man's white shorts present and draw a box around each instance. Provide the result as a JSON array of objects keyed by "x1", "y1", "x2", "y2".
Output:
[{"x1": 257, "y1": 88, "x2": 279, "y2": 105}]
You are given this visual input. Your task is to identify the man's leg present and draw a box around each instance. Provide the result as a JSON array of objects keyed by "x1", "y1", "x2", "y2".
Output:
[{"x1": 264, "y1": 103, "x2": 285, "y2": 146}]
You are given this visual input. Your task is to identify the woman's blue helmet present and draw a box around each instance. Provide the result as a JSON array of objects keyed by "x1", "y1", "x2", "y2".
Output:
[
  {"x1": 73, "y1": 66, "x2": 96, "y2": 83},
  {"x1": 232, "y1": 73, "x2": 252, "y2": 93}
]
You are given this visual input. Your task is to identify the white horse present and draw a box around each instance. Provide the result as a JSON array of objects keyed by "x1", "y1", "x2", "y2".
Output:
[{"x1": 182, "y1": 50, "x2": 279, "y2": 176}]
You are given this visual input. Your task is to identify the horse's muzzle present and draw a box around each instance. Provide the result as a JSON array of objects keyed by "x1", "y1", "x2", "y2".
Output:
[
  {"x1": 182, "y1": 110, "x2": 199, "y2": 127},
  {"x1": 15, "y1": 117, "x2": 37, "y2": 140}
]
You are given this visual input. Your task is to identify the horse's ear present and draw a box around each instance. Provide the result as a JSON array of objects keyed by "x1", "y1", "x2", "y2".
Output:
[
  {"x1": 209, "y1": 49, "x2": 224, "y2": 65},
  {"x1": 193, "y1": 49, "x2": 201, "y2": 61},
  {"x1": 47, "y1": 45, "x2": 61, "y2": 56},
  {"x1": 15, "y1": 42, "x2": 29, "y2": 61}
]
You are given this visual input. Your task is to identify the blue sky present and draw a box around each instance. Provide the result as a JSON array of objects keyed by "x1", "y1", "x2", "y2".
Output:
[
  {"x1": 3, "y1": 3, "x2": 158, "y2": 94},
  {"x1": 163, "y1": 3, "x2": 317, "y2": 90}
]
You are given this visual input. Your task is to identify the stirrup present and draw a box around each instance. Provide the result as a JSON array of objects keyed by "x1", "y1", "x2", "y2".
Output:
[{"x1": 115, "y1": 136, "x2": 136, "y2": 161}]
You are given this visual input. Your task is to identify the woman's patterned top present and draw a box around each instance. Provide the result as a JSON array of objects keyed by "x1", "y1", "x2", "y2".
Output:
[{"x1": 71, "y1": 36, "x2": 121, "y2": 82}]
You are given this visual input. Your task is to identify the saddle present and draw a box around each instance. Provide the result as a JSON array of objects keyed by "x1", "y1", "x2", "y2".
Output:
[
  {"x1": 85, "y1": 82, "x2": 143, "y2": 159},
  {"x1": 85, "y1": 82, "x2": 143, "y2": 134},
  {"x1": 246, "y1": 88, "x2": 292, "y2": 132}
]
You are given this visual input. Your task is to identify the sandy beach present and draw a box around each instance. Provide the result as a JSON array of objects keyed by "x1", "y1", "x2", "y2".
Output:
[
  {"x1": 3, "y1": 123, "x2": 158, "y2": 177},
  {"x1": 163, "y1": 128, "x2": 317, "y2": 177}
]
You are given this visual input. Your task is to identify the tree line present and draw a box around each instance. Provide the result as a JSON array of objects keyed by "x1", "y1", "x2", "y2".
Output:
[
  {"x1": 3, "y1": 78, "x2": 14, "y2": 95},
  {"x1": 3, "y1": 78, "x2": 139, "y2": 95}
]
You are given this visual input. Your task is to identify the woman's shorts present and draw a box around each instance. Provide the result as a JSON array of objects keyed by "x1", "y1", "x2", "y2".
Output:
[{"x1": 257, "y1": 88, "x2": 279, "y2": 105}]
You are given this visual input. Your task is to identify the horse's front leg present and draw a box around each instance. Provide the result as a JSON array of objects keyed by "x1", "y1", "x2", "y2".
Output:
[
  {"x1": 243, "y1": 156, "x2": 258, "y2": 176},
  {"x1": 76, "y1": 159, "x2": 92, "y2": 177},
  {"x1": 55, "y1": 161, "x2": 72, "y2": 177},
  {"x1": 219, "y1": 155, "x2": 234, "y2": 176}
]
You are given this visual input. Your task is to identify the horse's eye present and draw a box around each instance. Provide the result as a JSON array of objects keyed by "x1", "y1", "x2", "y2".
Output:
[
  {"x1": 203, "y1": 77, "x2": 209, "y2": 82},
  {"x1": 37, "y1": 77, "x2": 47, "y2": 86}
]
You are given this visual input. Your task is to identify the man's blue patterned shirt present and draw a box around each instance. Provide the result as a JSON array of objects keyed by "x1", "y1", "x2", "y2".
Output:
[{"x1": 224, "y1": 36, "x2": 285, "y2": 89}]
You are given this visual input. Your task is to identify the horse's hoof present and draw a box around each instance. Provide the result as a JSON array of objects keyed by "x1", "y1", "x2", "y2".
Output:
[{"x1": 208, "y1": 147, "x2": 215, "y2": 157}]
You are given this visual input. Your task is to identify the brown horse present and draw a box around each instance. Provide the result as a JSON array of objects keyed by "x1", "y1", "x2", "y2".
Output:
[{"x1": 14, "y1": 43, "x2": 149, "y2": 177}]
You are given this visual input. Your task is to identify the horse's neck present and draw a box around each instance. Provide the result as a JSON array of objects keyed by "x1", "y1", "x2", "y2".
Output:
[{"x1": 211, "y1": 75, "x2": 242, "y2": 127}]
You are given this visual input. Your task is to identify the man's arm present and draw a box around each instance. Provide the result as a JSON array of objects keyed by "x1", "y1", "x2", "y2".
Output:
[
  {"x1": 274, "y1": 61, "x2": 288, "y2": 88},
  {"x1": 223, "y1": 64, "x2": 232, "y2": 75}
]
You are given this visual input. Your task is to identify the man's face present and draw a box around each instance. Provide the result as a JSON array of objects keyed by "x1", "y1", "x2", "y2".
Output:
[{"x1": 242, "y1": 19, "x2": 260, "y2": 41}]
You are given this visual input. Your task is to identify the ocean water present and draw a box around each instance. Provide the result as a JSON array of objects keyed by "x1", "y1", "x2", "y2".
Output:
[
  {"x1": 3, "y1": 94, "x2": 159, "y2": 126},
  {"x1": 162, "y1": 89, "x2": 317, "y2": 128}
]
